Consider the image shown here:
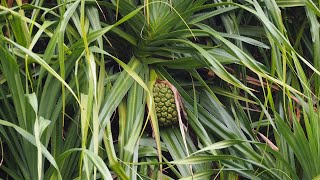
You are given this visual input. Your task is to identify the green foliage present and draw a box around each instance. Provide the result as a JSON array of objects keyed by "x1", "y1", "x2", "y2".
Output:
[{"x1": 0, "y1": 0, "x2": 320, "y2": 179}]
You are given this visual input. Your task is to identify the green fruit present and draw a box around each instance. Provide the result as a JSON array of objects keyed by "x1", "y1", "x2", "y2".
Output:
[{"x1": 153, "y1": 81, "x2": 178, "y2": 127}]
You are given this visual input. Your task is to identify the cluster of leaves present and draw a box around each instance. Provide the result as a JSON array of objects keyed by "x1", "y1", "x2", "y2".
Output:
[{"x1": 0, "y1": 0, "x2": 320, "y2": 179}]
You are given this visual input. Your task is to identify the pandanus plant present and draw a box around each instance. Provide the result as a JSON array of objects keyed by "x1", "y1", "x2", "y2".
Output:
[{"x1": 1, "y1": 0, "x2": 320, "y2": 179}]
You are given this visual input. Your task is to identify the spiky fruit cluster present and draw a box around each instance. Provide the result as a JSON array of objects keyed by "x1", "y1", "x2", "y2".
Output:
[{"x1": 153, "y1": 81, "x2": 178, "y2": 127}]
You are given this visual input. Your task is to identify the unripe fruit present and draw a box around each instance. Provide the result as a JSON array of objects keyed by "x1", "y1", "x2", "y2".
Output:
[{"x1": 153, "y1": 81, "x2": 178, "y2": 127}]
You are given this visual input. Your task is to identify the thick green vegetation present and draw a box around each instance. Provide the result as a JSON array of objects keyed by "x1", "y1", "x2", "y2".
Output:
[{"x1": 0, "y1": 0, "x2": 320, "y2": 179}]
